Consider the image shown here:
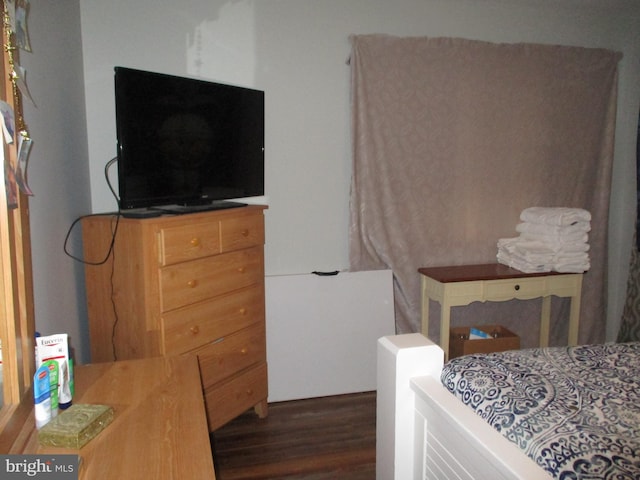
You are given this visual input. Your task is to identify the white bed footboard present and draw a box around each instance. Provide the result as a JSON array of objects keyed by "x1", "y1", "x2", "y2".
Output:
[{"x1": 376, "y1": 334, "x2": 548, "y2": 480}]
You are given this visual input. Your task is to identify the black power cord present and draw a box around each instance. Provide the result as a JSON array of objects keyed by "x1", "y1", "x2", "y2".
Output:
[
  {"x1": 63, "y1": 156, "x2": 122, "y2": 360},
  {"x1": 63, "y1": 156, "x2": 121, "y2": 265}
]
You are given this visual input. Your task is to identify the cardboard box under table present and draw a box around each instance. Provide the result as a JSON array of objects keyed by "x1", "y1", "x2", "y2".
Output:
[{"x1": 449, "y1": 325, "x2": 519, "y2": 359}]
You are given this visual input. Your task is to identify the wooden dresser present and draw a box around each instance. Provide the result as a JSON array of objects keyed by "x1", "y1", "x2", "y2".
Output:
[{"x1": 81, "y1": 205, "x2": 268, "y2": 431}]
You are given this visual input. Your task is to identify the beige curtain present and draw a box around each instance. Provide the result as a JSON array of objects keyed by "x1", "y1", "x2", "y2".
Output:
[
  {"x1": 617, "y1": 115, "x2": 640, "y2": 343},
  {"x1": 618, "y1": 234, "x2": 640, "y2": 342},
  {"x1": 349, "y1": 35, "x2": 621, "y2": 347}
]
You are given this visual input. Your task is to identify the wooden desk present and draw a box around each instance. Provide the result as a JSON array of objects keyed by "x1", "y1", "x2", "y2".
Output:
[
  {"x1": 419, "y1": 263, "x2": 583, "y2": 358},
  {"x1": 2, "y1": 356, "x2": 216, "y2": 479}
]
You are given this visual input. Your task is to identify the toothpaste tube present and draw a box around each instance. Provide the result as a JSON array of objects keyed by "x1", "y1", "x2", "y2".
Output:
[
  {"x1": 34, "y1": 365, "x2": 52, "y2": 429},
  {"x1": 41, "y1": 360, "x2": 59, "y2": 417}
]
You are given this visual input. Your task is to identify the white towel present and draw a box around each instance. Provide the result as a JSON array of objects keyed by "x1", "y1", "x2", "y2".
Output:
[
  {"x1": 497, "y1": 207, "x2": 591, "y2": 273},
  {"x1": 520, "y1": 207, "x2": 591, "y2": 227},
  {"x1": 554, "y1": 251, "x2": 590, "y2": 261},
  {"x1": 515, "y1": 221, "x2": 591, "y2": 236},
  {"x1": 554, "y1": 259, "x2": 590, "y2": 273},
  {"x1": 497, "y1": 235, "x2": 589, "y2": 273},
  {"x1": 520, "y1": 232, "x2": 589, "y2": 246},
  {"x1": 499, "y1": 237, "x2": 587, "y2": 256},
  {"x1": 496, "y1": 251, "x2": 552, "y2": 273},
  {"x1": 497, "y1": 238, "x2": 554, "y2": 272}
]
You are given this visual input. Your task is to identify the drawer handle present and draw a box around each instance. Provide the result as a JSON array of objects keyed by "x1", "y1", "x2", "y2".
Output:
[
  {"x1": 190, "y1": 326, "x2": 200, "y2": 335},
  {"x1": 239, "y1": 307, "x2": 247, "y2": 315},
  {"x1": 238, "y1": 266, "x2": 246, "y2": 273},
  {"x1": 241, "y1": 229, "x2": 250, "y2": 237},
  {"x1": 187, "y1": 279, "x2": 198, "y2": 288},
  {"x1": 514, "y1": 284, "x2": 520, "y2": 291},
  {"x1": 240, "y1": 347, "x2": 248, "y2": 355},
  {"x1": 190, "y1": 237, "x2": 201, "y2": 247},
  {"x1": 246, "y1": 388, "x2": 253, "y2": 396}
]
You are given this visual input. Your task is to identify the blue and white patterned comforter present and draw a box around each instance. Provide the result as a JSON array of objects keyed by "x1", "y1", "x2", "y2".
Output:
[{"x1": 441, "y1": 343, "x2": 640, "y2": 479}]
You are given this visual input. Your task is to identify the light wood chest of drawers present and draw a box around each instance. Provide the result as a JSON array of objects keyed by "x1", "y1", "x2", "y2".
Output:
[{"x1": 82, "y1": 205, "x2": 268, "y2": 431}]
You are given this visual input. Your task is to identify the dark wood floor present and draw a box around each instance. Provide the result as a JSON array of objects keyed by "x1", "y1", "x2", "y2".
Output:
[{"x1": 210, "y1": 391, "x2": 376, "y2": 480}]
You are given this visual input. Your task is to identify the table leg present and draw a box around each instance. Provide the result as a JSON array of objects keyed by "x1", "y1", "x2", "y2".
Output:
[
  {"x1": 440, "y1": 300, "x2": 451, "y2": 361},
  {"x1": 540, "y1": 296, "x2": 551, "y2": 347},
  {"x1": 421, "y1": 277, "x2": 429, "y2": 337},
  {"x1": 568, "y1": 295, "x2": 581, "y2": 346}
]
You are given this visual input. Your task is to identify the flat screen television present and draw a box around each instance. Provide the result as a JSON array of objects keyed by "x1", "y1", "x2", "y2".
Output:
[{"x1": 114, "y1": 66, "x2": 264, "y2": 213}]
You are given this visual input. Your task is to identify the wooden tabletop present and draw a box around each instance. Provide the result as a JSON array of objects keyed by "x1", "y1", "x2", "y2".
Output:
[
  {"x1": 418, "y1": 263, "x2": 565, "y2": 283},
  {"x1": 4, "y1": 356, "x2": 216, "y2": 479}
]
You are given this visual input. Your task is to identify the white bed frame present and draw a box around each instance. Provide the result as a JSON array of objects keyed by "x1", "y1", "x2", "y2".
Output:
[{"x1": 376, "y1": 333, "x2": 551, "y2": 480}]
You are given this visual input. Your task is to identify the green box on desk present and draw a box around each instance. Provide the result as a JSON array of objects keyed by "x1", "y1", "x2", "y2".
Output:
[
  {"x1": 38, "y1": 404, "x2": 114, "y2": 449},
  {"x1": 449, "y1": 325, "x2": 519, "y2": 359}
]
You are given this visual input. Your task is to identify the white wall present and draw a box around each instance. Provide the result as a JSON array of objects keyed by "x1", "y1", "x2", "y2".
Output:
[
  {"x1": 76, "y1": 1, "x2": 640, "y2": 350},
  {"x1": 19, "y1": 1, "x2": 91, "y2": 361}
]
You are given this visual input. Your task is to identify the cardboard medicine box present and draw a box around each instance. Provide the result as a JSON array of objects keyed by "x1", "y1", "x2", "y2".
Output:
[{"x1": 449, "y1": 324, "x2": 519, "y2": 360}]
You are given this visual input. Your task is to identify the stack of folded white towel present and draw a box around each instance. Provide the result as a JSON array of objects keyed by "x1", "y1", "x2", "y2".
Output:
[{"x1": 497, "y1": 207, "x2": 591, "y2": 273}]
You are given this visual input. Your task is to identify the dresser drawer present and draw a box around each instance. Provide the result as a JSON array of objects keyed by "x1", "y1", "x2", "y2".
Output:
[
  {"x1": 220, "y1": 213, "x2": 264, "y2": 253},
  {"x1": 158, "y1": 220, "x2": 220, "y2": 266},
  {"x1": 442, "y1": 281, "x2": 484, "y2": 300},
  {"x1": 160, "y1": 247, "x2": 264, "y2": 312},
  {"x1": 484, "y1": 277, "x2": 547, "y2": 301},
  {"x1": 204, "y1": 362, "x2": 268, "y2": 431},
  {"x1": 162, "y1": 286, "x2": 264, "y2": 356},
  {"x1": 196, "y1": 322, "x2": 266, "y2": 388}
]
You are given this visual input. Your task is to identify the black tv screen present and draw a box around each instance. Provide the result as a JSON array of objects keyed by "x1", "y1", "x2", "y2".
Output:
[{"x1": 114, "y1": 67, "x2": 264, "y2": 210}]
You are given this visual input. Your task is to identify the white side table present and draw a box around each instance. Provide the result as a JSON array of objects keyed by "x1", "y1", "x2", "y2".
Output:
[{"x1": 419, "y1": 263, "x2": 584, "y2": 358}]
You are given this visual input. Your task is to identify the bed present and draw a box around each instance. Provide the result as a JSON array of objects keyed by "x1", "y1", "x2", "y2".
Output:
[{"x1": 376, "y1": 333, "x2": 640, "y2": 480}]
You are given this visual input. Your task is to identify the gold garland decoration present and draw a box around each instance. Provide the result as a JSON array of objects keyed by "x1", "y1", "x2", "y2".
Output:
[
  {"x1": 1, "y1": 0, "x2": 33, "y2": 205},
  {"x1": 2, "y1": 0, "x2": 27, "y2": 136}
]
